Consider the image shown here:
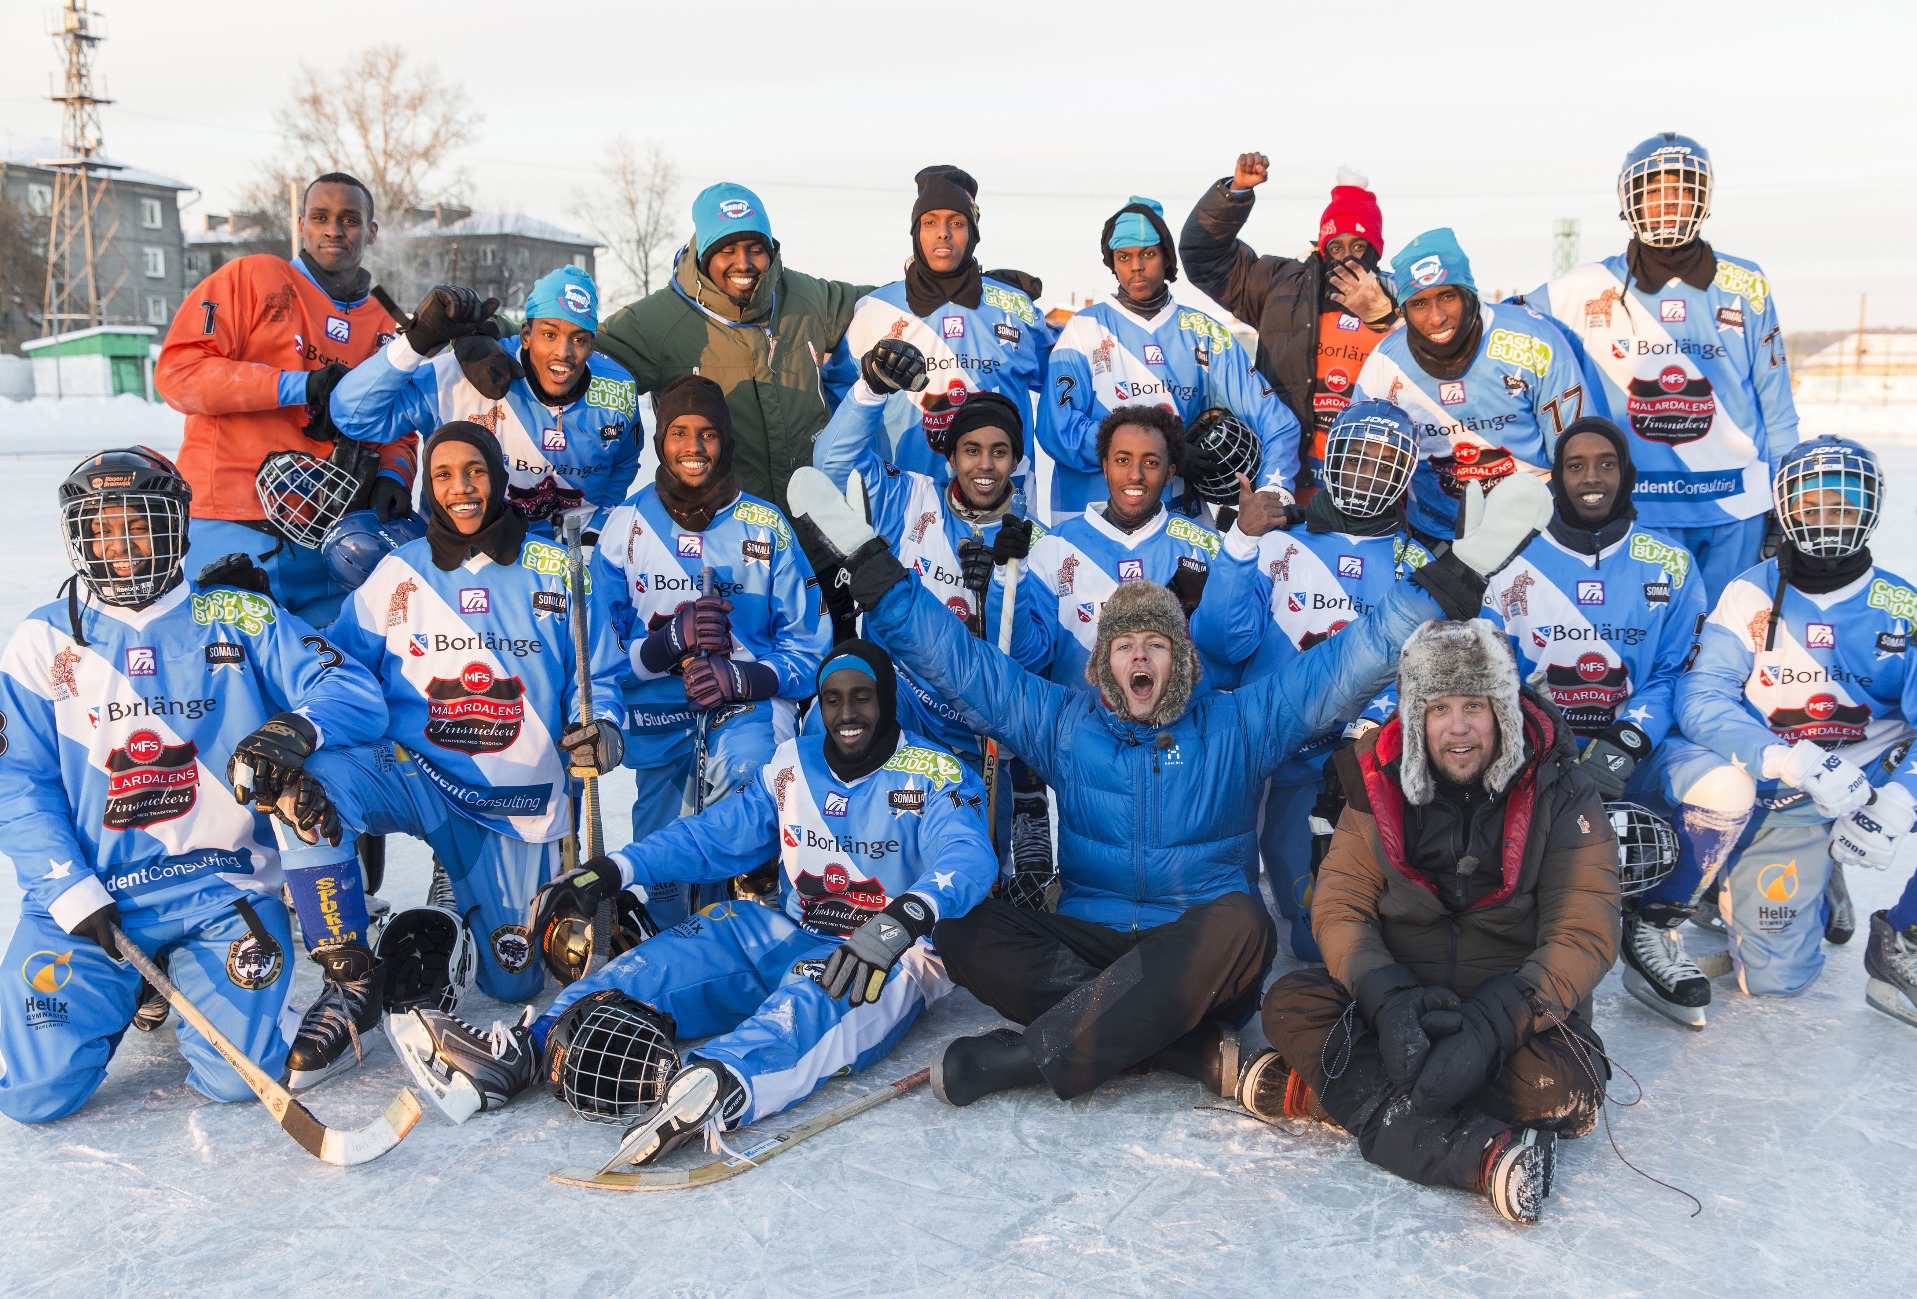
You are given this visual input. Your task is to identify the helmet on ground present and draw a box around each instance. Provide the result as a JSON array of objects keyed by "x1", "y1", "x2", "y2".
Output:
[
  {"x1": 377, "y1": 904, "x2": 477, "y2": 1014},
  {"x1": 541, "y1": 988, "x2": 680, "y2": 1123},
  {"x1": 1772, "y1": 435, "x2": 1881, "y2": 559},
  {"x1": 1607, "y1": 802, "x2": 1680, "y2": 898},
  {"x1": 1617, "y1": 132, "x2": 1713, "y2": 248},
  {"x1": 322, "y1": 508, "x2": 425, "y2": 592},
  {"x1": 59, "y1": 445, "x2": 192, "y2": 608},
  {"x1": 1182, "y1": 407, "x2": 1262, "y2": 504},
  {"x1": 1322, "y1": 400, "x2": 1416, "y2": 518}
]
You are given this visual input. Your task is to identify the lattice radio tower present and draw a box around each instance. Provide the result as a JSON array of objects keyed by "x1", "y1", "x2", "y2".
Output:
[{"x1": 40, "y1": 0, "x2": 123, "y2": 335}]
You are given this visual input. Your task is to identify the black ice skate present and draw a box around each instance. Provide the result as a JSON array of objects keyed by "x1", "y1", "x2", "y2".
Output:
[
  {"x1": 285, "y1": 941, "x2": 385, "y2": 1091},
  {"x1": 131, "y1": 953, "x2": 169, "y2": 1033},
  {"x1": 1003, "y1": 791, "x2": 1057, "y2": 911},
  {"x1": 1825, "y1": 863, "x2": 1857, "y2": 946},
  {"x1": 1621, "y1": 905, "x2": 1710, "y2": 1030},
  {"x1": 602, "y1": 1060, "x2": 746, "y2": 1171},
  {"x1": 1484, "y1": 1127, "x2": 1557, "y2": 1225},
  {"x1": 1865, "y1": 910, "x2": 1917, "y2": 1029},
  {"x1": 387, "y1": 1005, "x2": 536, "y2": 1125}
]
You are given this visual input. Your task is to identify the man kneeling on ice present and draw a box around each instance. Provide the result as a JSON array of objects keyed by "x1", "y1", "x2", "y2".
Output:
[
  {"x1": 387, "y1": 642, "x2": 997, "y2": 1165},
  {"x1": 780, "y1": 458, "x2": 1552, "y2": 1112},
  {"x1": 1247, "y1": 619, "x2": 1619, "y2": 1225}
]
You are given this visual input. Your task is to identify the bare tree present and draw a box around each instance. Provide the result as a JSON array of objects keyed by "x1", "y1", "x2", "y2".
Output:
[
  {"x1": 571, "y1": 138, "x2": 681, "y2": 300},
  {"x1": 239, "y1": 45, "x2": 481, "y2": 238}
]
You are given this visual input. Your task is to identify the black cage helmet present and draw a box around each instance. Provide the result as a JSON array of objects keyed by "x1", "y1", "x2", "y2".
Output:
[{"x1": 59, "y1": 446, "x2": 192, "y2": 608}]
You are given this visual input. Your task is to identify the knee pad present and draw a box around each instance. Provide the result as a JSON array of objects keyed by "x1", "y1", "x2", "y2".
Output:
[{"x1": 1679, "y1": 764, "x2": 1758, "y2": 816}]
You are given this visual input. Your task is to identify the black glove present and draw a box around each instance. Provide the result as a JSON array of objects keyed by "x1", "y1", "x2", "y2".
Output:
[
  {"x1": 196, "y1": 552, "x2": 274, "y2": 599},
  {"x1": 991, "y1": 516, "x2": 1035, "y2": 565},
  {"x1": 1409, "y1": 973, "x2": 1533, "y2": 1117},
  {"x1": 366, "y1": 475, "x2": 413, "y2": 522},
  {"x1": 639, "y1": 597, "x2": 734, "y2": 673},
  {"x1": 530, "y1": 859, "x2": 619, "y2": 977},
  {"x1": 71, "y1": 901, "x2": 123, "y2": 959},
  {"x1": 227, "y1": 712, "x2": 318, "y2": 807},
  {"x1": 1356, "y1": 963, "x2": 1463, "y2": 1090},
  {"x1": 406, "y1": 284, "x2": 497, "y2": 355},
  {"x1": 557, "y1": 719, "x2": 624, "y2": 778},
  {"x1": 1180, "y1": 438, "x2": 1228, "y2": 488},
  {"x1": 957, "y1": 537, "x2": 994, "y2": 596},
  {"x1": 791, "y1": 513, "x2": 909, "y2": 613},
  {"x1": 270, "y1": 770, "x2": 342, "y2": 846},
  {"x1": 300, "y1": 362, "x2": 350, "y2": 441},
  {"x1": 818, "y1": 894, "x2": 936, "y2": 1006},
  {"x1": 1167, "y1": 555, "x2": 1210, "y2": 620},
  {"x1": 860, "y1": 338, "x2": 928, "y2": 395},
  {"x1": 453, "y1": 333, "x2": 525, "y2": 400},
  {"x1": 1581, "y1": 721, "x2": 1649, "y2": 801}
]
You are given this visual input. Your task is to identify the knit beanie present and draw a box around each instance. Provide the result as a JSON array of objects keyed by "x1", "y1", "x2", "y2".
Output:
[{"x1": 1319, "y1": 167, "x2": 1384, "y2": 251}]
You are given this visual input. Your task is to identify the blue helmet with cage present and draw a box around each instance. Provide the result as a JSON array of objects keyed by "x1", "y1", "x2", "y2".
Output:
[
  {"x1": 1617, "y1": 132, "x2": 1713, "y2": 248},
  {"x1": 1771, "y1": 435, "x2": 1881, "y2": 558},
  {"x1": 1322, "y1": 399, "x2": 1417, "y2": 518},
  {"x1": 321, "y1": 509, "x2": 425, "y2": 591}
]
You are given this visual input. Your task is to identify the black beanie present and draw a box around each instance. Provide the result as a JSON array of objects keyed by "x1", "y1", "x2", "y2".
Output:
[
  {"x1": 423, "y1": 421, "x2": 526, "y2": 571},
  {"x1": 1551, "y1": 415, "x2": 1637, "y2": 530},
  {"x1": 942, "y1": 390, "x2": 1025, "y2": 464},
  {"x1": 911, "y1": 165, "x2": 980, "y2": 250},
  {"x1": 816, "y1": 639, "x2": 901, "y2": 781},
  {"x1": 653, "y1": 374, "x2": 736, "y2": 478}
]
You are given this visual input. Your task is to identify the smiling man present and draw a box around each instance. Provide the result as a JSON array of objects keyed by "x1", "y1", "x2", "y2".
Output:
[
  {"x1": 330, "y1": 266, "x2": 644, "y2": 535},
  {"x1": 386, "y1": 642, "x2": 997, "y2": 1156}
]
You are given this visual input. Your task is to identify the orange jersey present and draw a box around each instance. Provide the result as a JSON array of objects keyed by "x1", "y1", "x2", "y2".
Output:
[
  {"x1": 1308, "y1": 309, "x2": 1387, "y2": 464},
  {"x1": 156, "y1": 255, "x2": 414, "y2": 521}
]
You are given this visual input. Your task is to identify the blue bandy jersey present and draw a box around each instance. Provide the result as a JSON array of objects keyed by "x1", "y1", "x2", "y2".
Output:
[
  {"x1": 0, "y1": 582, "x2": 385, "y2": 927},
  {"x1": 593, "y1": 489, "x2": 828, "y2": 732},
  {"x1": 1676, "y1": 562, "x2": 1917, "y2": 809},
  {"x1": 1026, "y1": 507, "x2": 1263, "y2": 690},
  {"x1": 819, "y1": 278, "x2": 1054, "y2": 484},
  {"x1": 328, "y1": 535, "x2": 626, "y2": 842},
  {"x1": 1483, "y1": 525, "x2": 1706, "y2": 746},
  {"x1": 608, "y1": 731, "x2": 997, "y2": 940},
  {"x1": 1354, "y1": 303, "x2": 1589, "y2": 539},
  {"x1": 1519, "y1": 252, "x2": 1798, "y2": 527},
  {"x1": 1040, "y1": 295, "x2": 1301, "y2": 515},
  {"x1": 330, "y1": 333, "x2": 644, "y2": 526},
  {"x1": 1238, "y1": 526, "x2": 1428, "y2": 781},
  {"x1": 812, "y1": 387, "x2": 1054, "y2": 761}
]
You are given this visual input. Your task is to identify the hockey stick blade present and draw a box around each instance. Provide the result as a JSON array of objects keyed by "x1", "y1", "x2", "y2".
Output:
[
  {"x1": 550, "y1": 1067, "x2": 929, "y2": 1192},
  {"x1": 112, "y1": 925, "x2": 422, "y2": 1165}
]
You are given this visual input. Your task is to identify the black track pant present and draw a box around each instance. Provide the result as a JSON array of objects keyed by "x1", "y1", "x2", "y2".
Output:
[
  {"x1": 1262, "y1": 966, "x2": 1608, "y2": 1192},
  {"x1": 933, "y1": 892, "x2": 1274, "y2": 1099}
]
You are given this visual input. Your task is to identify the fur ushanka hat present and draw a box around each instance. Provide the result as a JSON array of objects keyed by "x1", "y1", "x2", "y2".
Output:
[{"x1": 1395, "y1": 618, "x2": 1524, "y2": 805}]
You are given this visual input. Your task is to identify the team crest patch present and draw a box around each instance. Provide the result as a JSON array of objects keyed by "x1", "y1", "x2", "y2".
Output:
[
  {"x1": 774, "y1": 765, "x2": 797, "y2": 810},
  {"x1": 226, "y1": 930, "x2": 284, "y2": 991},
  {"x1": 50, "y1": 647, "x2": 81, "y2": 699},
  {"x1": 889, "y1": 787, "x2": 925, "y2": 816},
  {"x1": 491, "y1": 926, "x2": 533, "y2": 973},
  {"x1": 387, "y1": 577, "x2": 417, "y2": 628},
  {"x1": 1057, "y1": 555, "x2": 1079, "y2": 594}
]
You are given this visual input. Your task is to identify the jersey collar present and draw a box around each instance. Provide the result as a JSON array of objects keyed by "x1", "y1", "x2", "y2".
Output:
[{"x1": 1084, "y1": 502, "x2": 1168, "y2": 550}]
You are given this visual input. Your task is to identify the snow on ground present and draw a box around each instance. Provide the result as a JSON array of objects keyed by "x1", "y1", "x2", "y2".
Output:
[{"x1": 2, "y1": 403, "x2": 1916, "y2": 1298}]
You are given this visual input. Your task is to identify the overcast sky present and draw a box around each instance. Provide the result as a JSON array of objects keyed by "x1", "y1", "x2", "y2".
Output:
[{"x1": 2, "y1": 0, "x2": 1909, "y2": 330}]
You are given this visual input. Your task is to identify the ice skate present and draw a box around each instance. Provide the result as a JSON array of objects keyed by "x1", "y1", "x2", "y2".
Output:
[
  {"x1": 387, "y1": 1005, "x2": 536, "y2": 1125},
  {"x1": 603, "y1": 1060, "x2": 744, "y2": 1171},
  {"x1": 131, "y1": 952, "x2": 169, "y2": 1033},
  {"x1": 1484, "y1": 1127, "x2": 1557, "y2": 1225},
  {"x1": 1236, "y1": 1049, "x2": 1324, "y2": 1122},
  {"x1": 1824, "y1": 862, "x2": 1857, "y2": 946},
  {"x1": 1621, "y1": 906, "x2": 1709, "y2": 1030},
  {"x1": 1865, "y1": 910, "x2": 1917, "y2": 1029},
  {"x1": 285, "y1": 942, "x2": 385, "y2": 1091}
]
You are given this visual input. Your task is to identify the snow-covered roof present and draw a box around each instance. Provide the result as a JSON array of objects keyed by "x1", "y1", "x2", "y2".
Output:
[
  {"x1": 398, "y1": 210, "x2": 596, "y2": 246},
  {"x1": 0, "y1": 137, "x2": 191, "y2": 191}
]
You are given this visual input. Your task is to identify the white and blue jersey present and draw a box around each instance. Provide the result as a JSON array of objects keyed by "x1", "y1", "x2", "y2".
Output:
[
  {"x1": 327, "y1": 534, "x2": 627, "y2": 843},
  {"x1": 330, "y1": 333, "x2": 644, "y2": 527},
  {"x1": 812, "y1": 385, "x2": 1053, "y2": 764},
  {"x1": 1483, "y1": 524, "x2": 1706, "y2": 751},
  {"x1": 1354, "y1": 303, "x2": 1589, "y2": 538},
  {"x1": 820, "y1": 277, "x2": 1054, "y2": 484},
  {"x1": 1040, "y1": 295, "x2": 1300, "y2": 516},
  {"x1": 1518, "y1": 252, "x2": 1798, "y2": 528},
  {"x1": 592, "y1": 488, "x2": 828, "y2": 750},
  {"x1": 1026, "y1": 507, "x2": 1264, "y2": 690},
  {"x1": 0, "y1": 581, "x2": 385, "y2": 925}
]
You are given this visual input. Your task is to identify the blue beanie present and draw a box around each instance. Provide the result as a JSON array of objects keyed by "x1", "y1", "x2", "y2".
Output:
[
  {"x1": 524, "y1": 265, "x2": 599, "y2": 333},
  {"x1": 692, "y1": 182, "x2": 773, "y2": 263},
  {"x1": 1390, "y1": 228, "x2": 1476, "y2": 301},
  {"x1": 1107, "y1": 195, "x2": 1164, "y2": 251}
]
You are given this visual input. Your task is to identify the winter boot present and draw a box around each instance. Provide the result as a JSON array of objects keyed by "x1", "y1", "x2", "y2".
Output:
[
  {"x1": 285, "y1": 941, "x2": 385, "y2": 1091},
  {"x1": 1483, "y1": 1127, "x2": 1557, "y2": 1224},
  {"x1": 1621, "y1": 903, "x2": 1710, "y2": 1030},
  {"x1": 1825, "y1": 863, "x2": 1857, "y2": 946},
  {"x1": 387, "y1": 1005, "x2": 536, "y2": 1125},
  {"x1": 1237, "y1": 1049, "x2": 1326, "y2": 1122},
  {"x1": 605, "y1": 1060, "x2": 748, "y2": 1169},
  {"x1": 1865, "y1": 910, "x2": 1917, "y2": 1029},
  {"x1": 932, "y1": 1028, "x2": 1044, "y2": 1107}
]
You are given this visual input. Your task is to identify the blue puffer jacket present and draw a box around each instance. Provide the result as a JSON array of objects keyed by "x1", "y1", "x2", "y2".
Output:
[{"x1": 864, "y1": 571, "x2": 1446, "y2": 930}]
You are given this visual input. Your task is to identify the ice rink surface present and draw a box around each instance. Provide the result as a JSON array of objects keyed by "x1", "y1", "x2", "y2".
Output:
[{"x1": 1, "y1": 398, "x2": 1914, "y2": 1297}]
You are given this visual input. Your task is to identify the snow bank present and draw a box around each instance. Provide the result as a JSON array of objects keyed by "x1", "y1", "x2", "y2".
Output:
[{"x1": 0, "y1": 396, "x2": 185, "y2": 456}]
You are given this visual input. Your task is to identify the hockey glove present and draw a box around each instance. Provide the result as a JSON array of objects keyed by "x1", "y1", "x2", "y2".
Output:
[
  {"x1": 991, "y1": 516, "x2": 1036, "y2": 565},
  {"x1": 196, "y1": 552, "x2": 274, "y2": 599},
  {"x1": 860, "y1": 338, "x2": 929, "y2": 396},
  {"x1": 453, "y1": 333, "x2": 525, "y2": 400},
  {"x1": 270, "y1": 770, "x2": 342, "y2": 846},
  {"x1": 1765, "y1": 740, "x2": 1873, "y2": 819},
  {"x1": 366, "y1": 474, "x2": 414, "y2": 523},
  {"x1": 818, "y1": 893, "x2": 936, "y2": 1007},
  {"x1": 1580, "y1": 722, "x2": 1649, "y2": 801},
  {"x1": 406, "y1": 285, "x2": 497, "y2": 355},
  {"x1": 1409, "y1": 974, "x2": 1533, "y2": 1117},
  {"x1": 300, "y1": 362, "x2": 350, "y2": 441},
  {"x1": 789, "y1": 467, "x2": 910, "y2": 611},
  {"x1": 1168, "y1": 555, "x2": 1210, "y2": 620},
  {"x1": 69, "y1": 901, "x2": 123, "y2": 959},
  {"x1": 683, "y1": 655, "x2": 779, "y2": 710},
  {"x1": 957, "y1": 537, "x2": 994, "y2": 596},
  {"x1": 227, "y1": 712, "x2": 318, "y2": 808},
  {"x1": 1829, "y1": 782, "x2": 1917, "y2": 871},
  {"x1": 1412, "y1": 473, "x2": 1552, "y2": 619},
  {"x1": 639, "y1": 597, "x2": 734, "y2": 673},
  {"x1": 557, "y1": 720, "x2": 624, "y2": 779},
  {"x1": 1355, "y1": 963, "x2": 1462, "y2": 1090}
]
